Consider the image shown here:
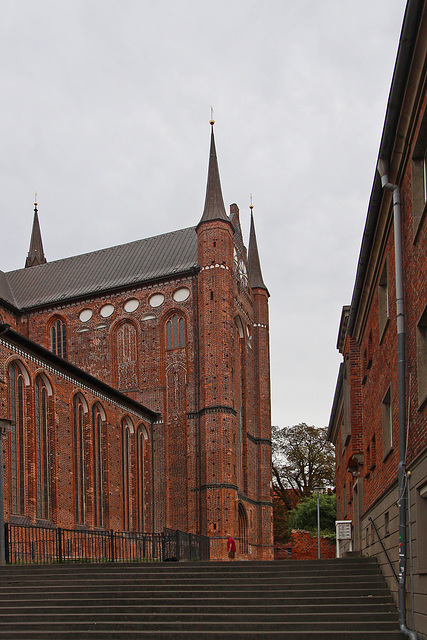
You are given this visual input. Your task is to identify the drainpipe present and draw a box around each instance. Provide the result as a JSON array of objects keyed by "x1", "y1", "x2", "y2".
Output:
[{"x1": 377, "y1": 159, "x2": 418, "y2": 640}]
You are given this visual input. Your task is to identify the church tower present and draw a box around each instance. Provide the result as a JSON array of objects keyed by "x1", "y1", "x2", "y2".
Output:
[{"x1": 196, "y1": 121, "x2": 238, "y2": 555}]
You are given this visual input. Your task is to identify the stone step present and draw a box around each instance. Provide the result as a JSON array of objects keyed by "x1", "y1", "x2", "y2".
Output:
[
  {"x1": 0, "y1": 620, "x2": 403, "y2": 632},
  {"x1": 0, "y1": 611, "x2": 399, "y2": 623},
  {"x1": 0, "y1": 602, "x2": 398, "y2": 614},
  {"x1": 0, "y1": 631, "x2": 407, "y2": 640},
  {"x1": 0, "y1": 559, "x2": 404, "y2": 639}
]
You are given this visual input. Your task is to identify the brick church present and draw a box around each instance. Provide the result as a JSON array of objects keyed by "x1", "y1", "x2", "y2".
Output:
[{"x1": 0, "y1": 123, "x2": 274, "y2": 560}]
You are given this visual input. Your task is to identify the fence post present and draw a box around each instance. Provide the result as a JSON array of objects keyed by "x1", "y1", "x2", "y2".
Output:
[
  {"x1": 57, "y1": 528, "x2": 63, "y2": 563},
  {"x1": 110, "y1": 530, "x2": 115, "y2": 563},
  {"x1": 4, "y1": 524, "x2": 9, "y2": 564}
]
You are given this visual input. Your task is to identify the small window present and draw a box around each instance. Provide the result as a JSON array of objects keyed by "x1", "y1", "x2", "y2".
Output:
[
  {"x1": 382, "y1": 386, "x2": 393, "y2": 459},
  {"x1": 384, "y1": 511, "x2": 390, "y2": 537},
  {"x1": 416, "y1": 482, "x2": 427, "y2": 572},
  {"x1": 51, "y1": 319, "x2": 67, "y2": 359},
  {"x1": 166, "y1": 315, "x2": 185, "y2": 350},
  {"x1": 417, "y1": 304, "x2": 427, "y2": 408},
  {"x1": 411, "y1": 111, "x2": 427, "y2": 238},
  {"x1": 378, "y1": 261, "x2": 389, "y2": 339}
]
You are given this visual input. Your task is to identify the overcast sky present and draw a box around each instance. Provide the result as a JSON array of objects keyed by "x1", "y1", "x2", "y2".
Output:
[{"x1": 0, "y1": 0, "x2": 407, "y2": 429}]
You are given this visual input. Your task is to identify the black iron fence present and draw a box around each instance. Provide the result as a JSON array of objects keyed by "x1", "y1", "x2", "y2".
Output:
[{"x1": 5, "y1": 523, "x2": 210, "y2": 564}]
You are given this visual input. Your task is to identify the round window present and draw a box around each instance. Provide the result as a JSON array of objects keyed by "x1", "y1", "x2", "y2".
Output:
[
  {"x1": 149, "y1": 293, "x2": 165, "y2": 308},
  {"x1": 79, "y1": 309, "x2": 93, "y2": 322},
  {"x1": 124, "y1": 298, "x2": 139, "y2": 313},
  {"x1": 173, "y1": 287, "x2": 190, "y2": 302},
  {"x1": 100, "y1": 304, "x2": 114, "y2": 318}
]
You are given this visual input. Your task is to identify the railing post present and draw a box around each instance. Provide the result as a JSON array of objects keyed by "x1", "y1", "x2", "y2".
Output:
[
  {"x1": 110, "y1": 530, "x2": 115, "y2": 563},
  {"x1": 4, "y1": 523, "x2": 9, "y2": 564},
  {"x1": 57, "y1": 528, "x2": 63, "y2": 563}
]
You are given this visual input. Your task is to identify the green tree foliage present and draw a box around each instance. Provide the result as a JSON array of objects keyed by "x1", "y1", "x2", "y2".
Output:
[
  {"x1": 288, "y1": 492, "x2": 336, "y2": 538},
  {"x1": 272, "y1": 423, "x2": 335, "y2": 504}
]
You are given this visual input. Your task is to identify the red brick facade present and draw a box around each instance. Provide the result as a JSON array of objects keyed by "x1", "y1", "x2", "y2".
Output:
[
  {"x1": 328, "y1": 4, "x2": 427, "y2": 636},
  {"x1": 0, "y1": 126, "x2": 274, "y2": 560}
]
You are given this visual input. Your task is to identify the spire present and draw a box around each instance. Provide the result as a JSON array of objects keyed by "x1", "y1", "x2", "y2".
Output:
[
  {"x1": 25, "y1": 197, "x2": 47, "y2": 268},
  {"x1": 248, "y1": 203, "x2": 268, "y2": 292},
  {"x1": 197, "y1": 119, "x2": 230, "y2": 228}
]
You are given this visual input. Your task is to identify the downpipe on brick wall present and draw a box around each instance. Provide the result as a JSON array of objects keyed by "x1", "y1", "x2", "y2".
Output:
[{"x1": 377, "y1": 159, "x2": 418, "y2": 640}]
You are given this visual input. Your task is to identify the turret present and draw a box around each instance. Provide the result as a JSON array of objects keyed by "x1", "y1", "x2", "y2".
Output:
[{"x1": 25, "y1": 199, "x2": 47, "y2": 268}]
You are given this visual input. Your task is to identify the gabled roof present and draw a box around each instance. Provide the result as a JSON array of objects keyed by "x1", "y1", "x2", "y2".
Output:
[{"x1": 2, "y1": 226, "x2": 198, "y2": 310}]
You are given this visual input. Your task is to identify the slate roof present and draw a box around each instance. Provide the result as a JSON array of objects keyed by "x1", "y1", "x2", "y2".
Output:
[{"x1": 1, "y1": 226, "x2": 198, "y2": 310}]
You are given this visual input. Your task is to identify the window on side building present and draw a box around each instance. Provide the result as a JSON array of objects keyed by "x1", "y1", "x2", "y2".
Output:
[
  {"x1": 382, "y1": 386, "x2": 393, "y2": 459},
  {"x1": 417, "y1": 304, "x2": 427, "y2": 408}
]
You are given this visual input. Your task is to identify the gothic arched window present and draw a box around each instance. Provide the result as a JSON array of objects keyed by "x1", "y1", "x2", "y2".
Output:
[
  {"x1": 115, "y1": 322, "x2": 138, "y2": 389},
  {"x1": 51, "y1": 318, "x2": 67, "y2": 359},
  {"x1": 9, "y1": 361, "x2": 28, "y2": 515},
  {"x1": 92, "y1": 404, "x2": 105, "y2": 529},
  {"x1": 121, "y1": 419, "x2": 132, "y2": 531},
  {"x1": 166, "y1": 314, "x2": 185, "y2": 350},
  {"x1": 35, "y1": 375, "x2": 51, "y2": 520},
  {"x1": 136, "y1": 425, "x2": 147, "y2": 532},
  {"x1": 73, "y1": 394, "x2": 87, "y2": 525}
]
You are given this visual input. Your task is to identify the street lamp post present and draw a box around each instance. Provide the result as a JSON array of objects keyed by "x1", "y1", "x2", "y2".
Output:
[
  {"x1": 313, "y1": 487, "x2": 322, "y2": 560},
  {"x1": 0, "y1": 419, "x2": 13, "y2": 565}
]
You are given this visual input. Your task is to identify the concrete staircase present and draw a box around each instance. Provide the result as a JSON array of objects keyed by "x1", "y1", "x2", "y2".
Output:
[{"x1": 0, "y1": 557, "x2": 405, "y2": 639}]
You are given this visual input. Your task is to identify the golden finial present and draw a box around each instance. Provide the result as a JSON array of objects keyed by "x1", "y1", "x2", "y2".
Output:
[
  {"x1": 210, "y1": 106, "x2": 215, "y2": 126},
  {"x1": 249, "y1": 193, "x2": 254, "y2": 210},
  {"x1": 34, "y1": 191, "x2": 38, "y2": 205}
]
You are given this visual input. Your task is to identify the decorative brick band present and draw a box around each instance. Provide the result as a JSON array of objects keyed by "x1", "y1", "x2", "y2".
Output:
[
  {"x1": 200, "y1": 483, "x2": 239, "y2": 491},
  {"x1": 188, "y1": 405, "x2": 237, "y2": 418},
  {"x1": 200, "y1": 264, "x2": 230, "y2": 271},
  {"x1": 238, "y1": 493, "x2": 273, "y2": 508},
  {"x1": 246, "y1": 433, "x2": 272, "y2": 446}
]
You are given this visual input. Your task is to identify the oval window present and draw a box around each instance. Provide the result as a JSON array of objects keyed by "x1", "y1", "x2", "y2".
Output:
[
  {"x1": 124, "y1": 298, "x2": 139, "y2": 313},
  {"x1": 149, "y1": 293, "x2": 165, "y2": 308},
  {"x1": 79, "y1": 309, "x2": 93, "y2": 323},
  {"x1": 100, "y1": 304, "x2": 114, "y2": 318},
  {"x1": 173, "y1": 287, "x2": 190, "y2": 302},
  {"x1": 141, "y1": 313, "x2": 156, "y2": 321}
]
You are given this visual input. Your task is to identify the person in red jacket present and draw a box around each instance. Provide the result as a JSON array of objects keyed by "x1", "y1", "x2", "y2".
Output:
[{"x1": 227, "y1": 534, "x2": 236, "y2": 560}]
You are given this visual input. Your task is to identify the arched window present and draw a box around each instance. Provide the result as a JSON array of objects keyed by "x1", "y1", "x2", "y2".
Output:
[
  {"x1": 136, "y1": 425, "x2": 147, "y2": 532},
  {"x1": 115, "y1": 322, "x2": 138, "y2": 389},
  {"x1": 166, "y1": 314, "x2": 185, "y2": 350},
  {"x1": 35, "y1": 376, "x2": 51, "y2": 520},
  {"x1": 238, "y1": 503, "x2": 249, "y2": 555},
  {"x1": 92, "y1": 404, "x2": 105, "y2": 528},
  {"x1": 121, "y1": 419, "x2": 132, "y2": 530},
  {"x1": 51, "y1": 318, "x2": 67, "y2": 359},
  {"x1": 9, "y1": 361, "x2": 27, "y2": 515},
  {"x1": 73, "y1": 394, "x2": 87, "y2": 525}
]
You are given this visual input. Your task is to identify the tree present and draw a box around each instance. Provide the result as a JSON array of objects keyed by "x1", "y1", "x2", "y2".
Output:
[
  {"x1": 272, "y1": 423, "x2": 335, "y2": 508},
  {"x1": 288, "y1": 492, "x2": 336, "y2": 538}
]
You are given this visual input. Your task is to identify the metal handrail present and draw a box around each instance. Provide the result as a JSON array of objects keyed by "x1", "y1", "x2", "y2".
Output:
[{"x1": 368, "y1": 516, "x2": 398, "y2": 584}]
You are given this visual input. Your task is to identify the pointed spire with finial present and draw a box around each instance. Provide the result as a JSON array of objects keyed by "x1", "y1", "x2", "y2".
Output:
[
  {"x1": 197, "y1": 112, "x2": 230, "y2": 228},
  {"x1": 248, "y1": 196, "x2": 268, "y2": 292},
  {"x1": 25, "y1": 194, "x2": 47, "y2": 268}
]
